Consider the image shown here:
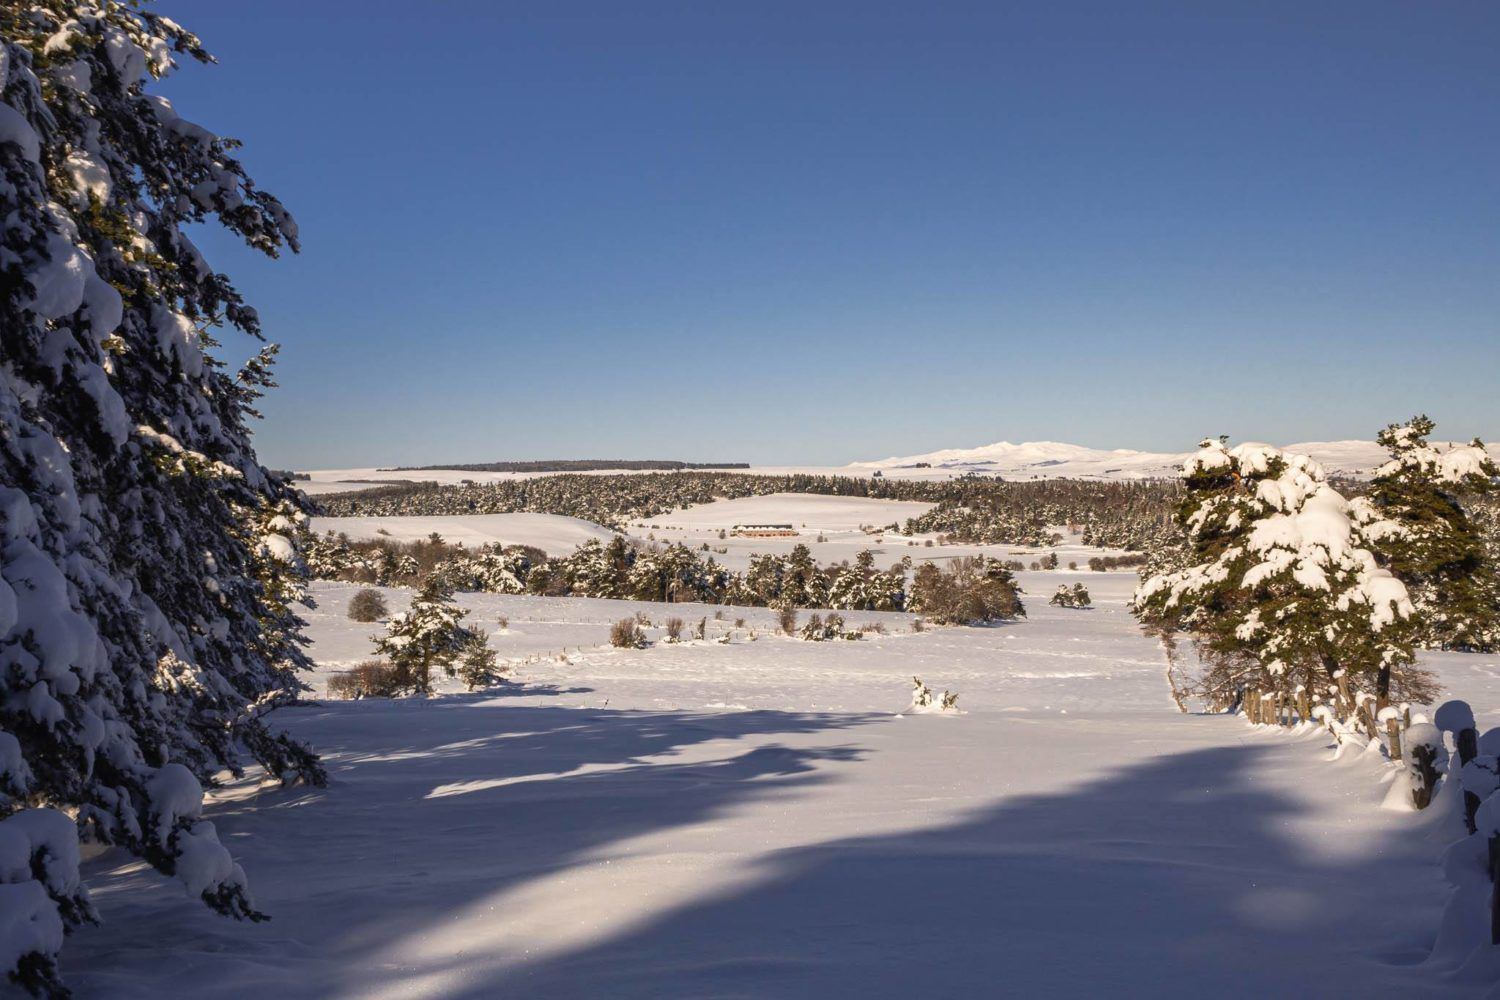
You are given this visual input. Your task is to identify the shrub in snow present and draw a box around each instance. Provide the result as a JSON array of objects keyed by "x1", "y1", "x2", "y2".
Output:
[
  {"x1": 777, "y1": 605, "x2": 799, "y2": 635},
  {"x1": 1134, "y1": 438, "x2": 1431, "y2": 738},
  {"x1": 1049, "y1": 583, "x2": 1092, "y2": 609},
  {"x1": 908, "y1": 677, "x2": 959, "y2": 714},
  {"x1": 327, "y1": 660, "x2": 408, "y2": 700},
  {"x1": 663, "y1": 617, "x2": 684, "y2": 642},
  {"x1": 1365, "y1": 416, "x2": 1500, "y2": 653},
  {"x1": 1, "y1": 6, "x2": 322, "y2": 992},
  {"x1": 800, "y1": 613, "x2": 860, "y2": 642},
  {"x1": 908, "y1": 557, "x2": 1024, "y2": 626},
  {"x1": 347, "y1": 588, "x2": 388, "y2": 623},
  {"x1": 609, "y1": 618, "x2": 648, "y2": 649}
]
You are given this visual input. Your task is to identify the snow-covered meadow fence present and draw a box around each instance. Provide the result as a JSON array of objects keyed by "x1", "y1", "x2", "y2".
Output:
[{"x1": 1411, "y1": 698, "x2": 1500, "y2": 958}]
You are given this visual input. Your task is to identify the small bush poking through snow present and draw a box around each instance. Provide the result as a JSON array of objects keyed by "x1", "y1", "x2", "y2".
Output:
[
  {"x1": 778, "y1": 606, "x2": 799, "y2": 635},
  {"x1": 801, "y1": 613, "x2": 861, "y2": 642},
  {"x1": 1049, "y1": 583, "x2": 1091, "y2": 609},
  {"x1": 610, "y1": 619, "x2": 648, "y2": 649},
  {"x1": 347, "y1": 588, "x2": 388, "y2": 622},
  {"x1": 664, "y1": 617, "x2": 685, "y2": 642},
  {"x1": 328, "y1": 660, "x2": 409, "y2": 699},
  {"x1": 909, "y1": 677, "x2": 959, "y2": 713}
]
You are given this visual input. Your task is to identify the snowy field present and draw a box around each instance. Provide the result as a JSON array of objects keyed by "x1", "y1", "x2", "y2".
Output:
[
  {"x1": 309, "y1": 513, "x2": 617, "y2": 555},
  {"x1": 63, "y1": 569, "x2": 1500, "y2": 998},
  {"x1": 312, "y1": 496, "x2": 1124, "y2": 574}
]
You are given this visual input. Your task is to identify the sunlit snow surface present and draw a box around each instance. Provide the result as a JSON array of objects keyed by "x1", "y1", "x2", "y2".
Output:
[{"x1": 68, "y1": 569, "x2": 1500, "y2": 998}]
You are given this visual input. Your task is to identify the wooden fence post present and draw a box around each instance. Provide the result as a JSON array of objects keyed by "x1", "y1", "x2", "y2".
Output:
[
  {"x1": 1405, "y1": 723, "x2": 1443, "y2": 811},
  {"x1": 1460, "y1": 727, "x2": 1481, "y2": 835},
  {"x1": 1410, "y1": 743, "x2": 1440, "y2": 810},
  {"x1": 1436, "y1": 701, "x2": 1480, "y2": 834}
]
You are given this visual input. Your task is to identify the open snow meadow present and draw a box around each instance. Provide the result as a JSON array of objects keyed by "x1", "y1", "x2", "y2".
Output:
[
  {"x1": 6, "y1": 4, "x2": 1500, "y2": 999},
  {"x1": 61, "y1": 550, "x2": 1500, "y2": 998}
]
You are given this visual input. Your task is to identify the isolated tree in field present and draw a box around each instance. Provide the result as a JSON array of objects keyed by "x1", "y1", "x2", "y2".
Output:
[
  {"x1": 372, "y1": 579, "x2": 477, "y2": 695},
  {"x1": 0, "y1": 4, "x2": 318, "y2": 992},
  {"x1": 348, "y1": 588, "x2": 389, "y2": 622},
  {"x1": 909, "y1": 558, "x2": 1024, "y2": 625},
  {"x1": 1134, "y1": 439, "x2": 1431, "y2": 735},
  {"x1": 1364, "y1": 417, "x2": 1499, "y2": 652},
  {"x1": 455, "y1": 630, "x2": 500, "y2": 690}
]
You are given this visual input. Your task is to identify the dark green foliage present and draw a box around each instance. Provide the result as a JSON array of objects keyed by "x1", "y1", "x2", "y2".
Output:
[
  {"x1": 347, "y1": 588, "x2": 388, "y2": 622},
  {"x1": 1363, "y1": 417, "x2": 1499, "y2": 652}
]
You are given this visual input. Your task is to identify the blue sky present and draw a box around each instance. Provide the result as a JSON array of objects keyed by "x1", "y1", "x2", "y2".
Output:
[{"x1": 163, "y1": 1, "x2": 1500, "y2": 469}]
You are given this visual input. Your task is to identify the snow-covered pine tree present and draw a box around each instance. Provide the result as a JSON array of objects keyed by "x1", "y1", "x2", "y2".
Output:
[
  {"x1": 1364, "y1": 416, "x2": 1499, "y2": 652},
  {"x1": 372, "y1": 578, "x2": 477, "y2": 695},
  {"x1": 2, "y1": 4, "x2": 319, "y2": 993},
  {"x1": 1133, "y1": 439, "x2": 1432, "y2": 735}
]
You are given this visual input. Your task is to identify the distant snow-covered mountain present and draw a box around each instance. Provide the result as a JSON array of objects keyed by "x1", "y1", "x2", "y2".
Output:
[{"x1": 851, "y1": 439, "x2": 1500, "y2": 481}]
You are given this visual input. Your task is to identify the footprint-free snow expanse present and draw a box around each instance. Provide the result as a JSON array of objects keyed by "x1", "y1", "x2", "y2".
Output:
[{"x1": 65, "y1": 571, "x2": 1500, "y2": 999}]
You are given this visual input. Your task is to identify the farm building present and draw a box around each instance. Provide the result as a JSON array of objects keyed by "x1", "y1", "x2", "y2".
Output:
[{"x1": 731, "y1": 523, "x2": 799, "y2": 537}]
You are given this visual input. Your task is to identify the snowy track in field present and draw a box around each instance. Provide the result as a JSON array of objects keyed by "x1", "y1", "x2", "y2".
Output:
[{"x1": 67, "y1": 572, "x2": 1494, "y2": 998}]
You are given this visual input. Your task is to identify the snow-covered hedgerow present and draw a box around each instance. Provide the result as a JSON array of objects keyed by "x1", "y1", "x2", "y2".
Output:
[
  {"x1": 2, "y1": 4, "x2": 319, "y2": 993},
  {"x1": 1133, "y1": 439, "x2": 1431, "y2": 739}
]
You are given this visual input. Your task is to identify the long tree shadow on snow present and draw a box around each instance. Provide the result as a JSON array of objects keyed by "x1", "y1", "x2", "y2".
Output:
[
  {"x1": 69, "y1": 699, "x2": 880, "y2": 999},
  {"x1": 450, "y1": 741, "x2": 1456, "y2": 1000}
]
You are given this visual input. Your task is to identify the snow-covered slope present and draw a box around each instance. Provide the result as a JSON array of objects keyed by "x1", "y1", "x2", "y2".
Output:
[{"x1": 854, "y1": 439, "x2": 1500, "y2": 481}]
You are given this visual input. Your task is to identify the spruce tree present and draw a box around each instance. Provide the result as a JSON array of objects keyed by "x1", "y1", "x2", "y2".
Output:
[
  {"x1": 2, "y1": 4, "x2": 319, "y2": 992},
  {"x1": 1365, "y1": 416, "x2": 1499, "y2": 652},
  {"x1": 1134, "y1": 439, "x2": 1431, "y2": 733},
  {"x1": 372, "y1": 579, "x2": 477, "y2": 695}
]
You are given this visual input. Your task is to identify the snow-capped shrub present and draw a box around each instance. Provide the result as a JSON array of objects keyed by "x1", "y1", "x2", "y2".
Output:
[
  {"x1": 1049, "y1": 583, "x2": 1091, "y2": 609},
  {"x1": 908, "y1": 677, "x2": 959, "y2": 714},
  {"x1": 1, "y1": 5, "x2": 320, "y2": 990},
  {"x1": 800, "y1": 613, "x2": 860, "y2": 642},
  {"x1": 347, "y1": 588, "x2": 388, "y2": 623}
]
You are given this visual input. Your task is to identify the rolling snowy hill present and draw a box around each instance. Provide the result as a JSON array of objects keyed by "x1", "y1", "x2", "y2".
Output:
[
  {"x1": 852, "y1": 438, "x2": 1500, "y2": 481},
  {"x1": 298, "y1": 439, "x2": 1500, "y2": 494}
]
